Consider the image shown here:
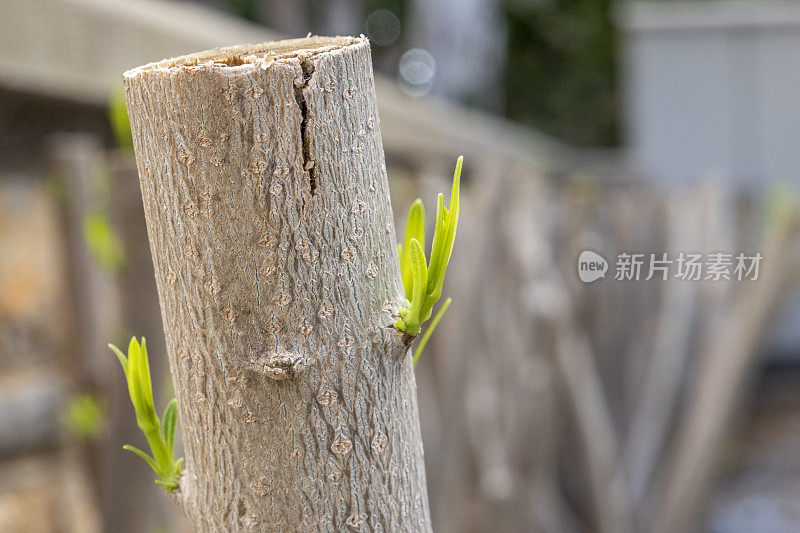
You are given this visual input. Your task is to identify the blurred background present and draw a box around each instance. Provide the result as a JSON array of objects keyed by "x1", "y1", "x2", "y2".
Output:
[{"x1": 2, "y1": 0, "x2": 800, "y2": 531}]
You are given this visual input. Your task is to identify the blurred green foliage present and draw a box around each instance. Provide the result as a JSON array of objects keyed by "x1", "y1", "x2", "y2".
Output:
[
  {"x1": 61, "y1": 392, "x2": 105, "y2": 440},
  {"x1": 214, "y1": 0, "x2": 619, "y2": 147},
  {"x1": 222, "y1": 0, "x2": 260, "y2": 21},
  {"x1": 766, "y1": 184, "x2": 800, "y2": 233},
  {"x1": 503, "y1": 0, "x2": 618, "y2": 146},
  {"x1": 84, "y1": 211, "x2": 125, "y2": 273},
  {"x1": 109, "y1": 87, "x2": 134, "y2": 152}
]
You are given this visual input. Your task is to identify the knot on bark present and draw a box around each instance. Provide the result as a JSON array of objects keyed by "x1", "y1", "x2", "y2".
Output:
[{"x1": 249, "y1": 352, "x2": 307, "y2": 381}]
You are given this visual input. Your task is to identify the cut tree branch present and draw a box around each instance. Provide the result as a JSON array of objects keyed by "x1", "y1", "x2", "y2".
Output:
[{"x1": 124, "y1": 36, "x2": 432, "y2": 531}]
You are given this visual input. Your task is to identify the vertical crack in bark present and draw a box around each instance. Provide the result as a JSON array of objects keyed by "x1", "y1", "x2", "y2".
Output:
[{"x1": 293, "y1": 59, "x2": 316, "y2": 193}]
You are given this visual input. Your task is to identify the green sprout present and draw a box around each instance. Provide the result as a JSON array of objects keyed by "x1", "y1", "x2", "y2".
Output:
[
  {"x1": 395, "y1": 156, "x2": 461, "y2": 362},
  {"x1": 109, "y1": 337, "x2": 182, "y2": 491}
]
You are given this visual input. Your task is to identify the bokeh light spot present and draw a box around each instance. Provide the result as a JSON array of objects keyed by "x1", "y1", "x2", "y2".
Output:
[
  {"x1": 398, "y1": 48, "x2": 436, "y2": 97},
  {"x1": 366, "y1": 9, "x2": 401, "y2": 47}
]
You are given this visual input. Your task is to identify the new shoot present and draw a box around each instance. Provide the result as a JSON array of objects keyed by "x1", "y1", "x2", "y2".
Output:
[
  {"x1": 109, "y1": 337, "x2": 182, "y2": 491},
  {"x1": 395, "y1": 156, "x2": 462, "y2": 364}
]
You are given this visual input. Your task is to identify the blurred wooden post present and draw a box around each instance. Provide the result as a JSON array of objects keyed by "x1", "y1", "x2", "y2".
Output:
[
  {"x1": 49, "y1": 132, "x2": 121, "y2": 532},
  {"x1": 50, "y1": 133, "x2": 121, "y2": 387},
  {"x1": 623, "y1": 190, "x2": 704, "y2": 504},
  {"x1": 653, "y1": 214, "x2": 800, "y2": 533}
]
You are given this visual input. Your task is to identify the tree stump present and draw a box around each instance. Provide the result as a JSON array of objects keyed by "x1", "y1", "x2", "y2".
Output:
[{"x1": 124, "y1": 36, "x2": 431, "y2": 531}]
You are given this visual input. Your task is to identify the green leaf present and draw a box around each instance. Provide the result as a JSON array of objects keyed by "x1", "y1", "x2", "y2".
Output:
[
  {"x1": 108, "y1": 343, "x2": 128, "y2": 376},
  {"x1": 123, "y1": 444, "x2": 158, "y2": 471},
  {"x1": 404, "y1": 238, "x2": 428, "y2": 335},
  {"x1": 126, "y1": 338, "x2": 144, "y2": 411},
  {"x1": 397, "y1": 242, "x2": 406, "y2": 303},
  {"x1": 400, "y1": 199, "x2": 426, "y2": 301},
  {"x1": 421, "y1": 157, "x2": 461, "y2": 320},
  {"x1": 410, "y1": 238, "x2": 427, "y2": 302},
  {"x1": 413, "y1": 297, "x2": 452, "y2": 367},
  {"x1": 161, "y1": 398, "x2": 178, "y2": 455},
  {"x1": 427, "y1": 194, "x2": 447, "y2": 292},
  {"x1": 127, "y1": 341, "x2": 144, "y2": 403},
  {"x1": 126, "y1": 337, "x2": 158, "y2": 433},
  {"x1": 139, "y1": 338, "x2": 155, "y2": 417}
]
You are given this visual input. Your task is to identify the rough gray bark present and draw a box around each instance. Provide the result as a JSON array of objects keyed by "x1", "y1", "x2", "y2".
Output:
[{"x1": 123, "y1": 36, "x2": 431, "y2": 531}]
